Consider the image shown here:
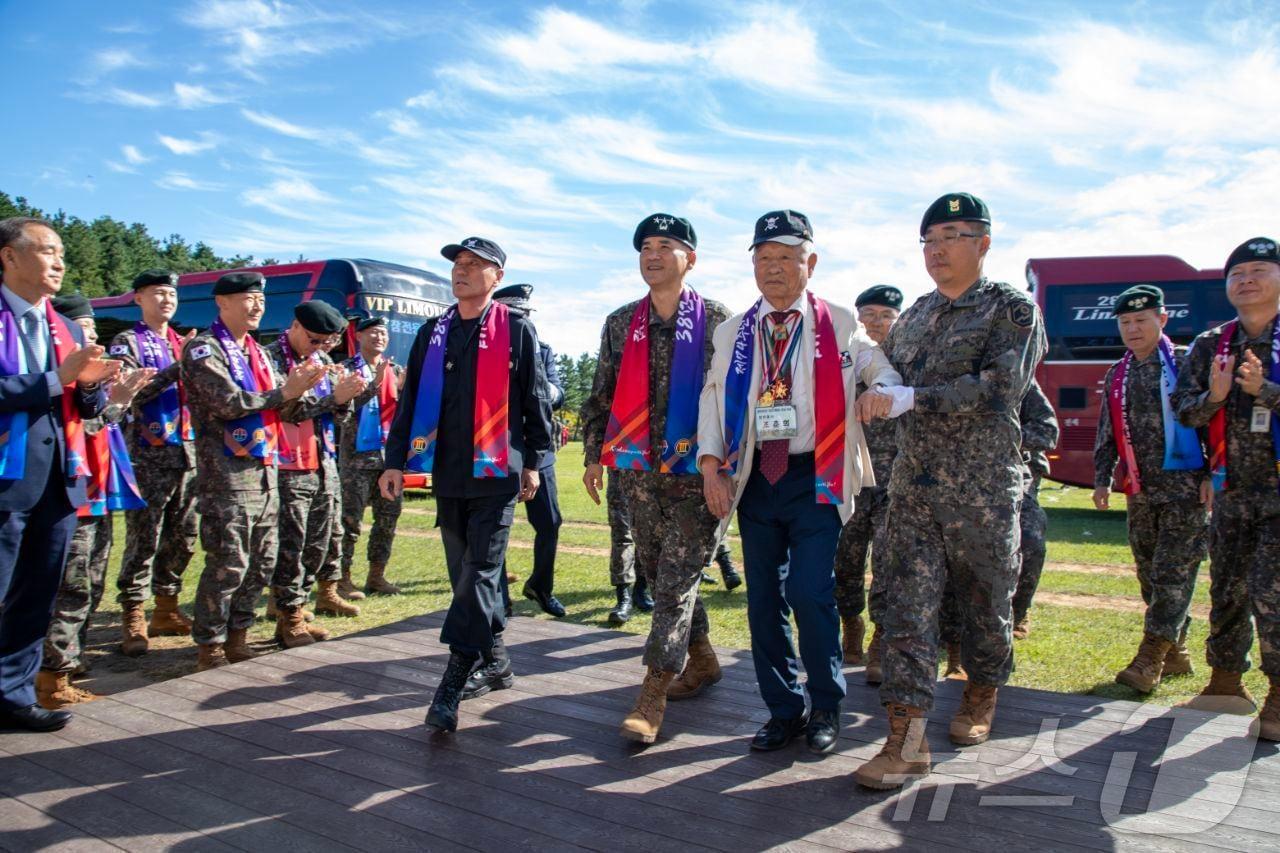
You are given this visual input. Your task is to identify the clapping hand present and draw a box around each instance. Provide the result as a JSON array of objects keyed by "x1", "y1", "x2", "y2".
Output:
[
  {"x1": 108, "y1": 367, "x2": 156, "y2": 406},
  {"x1": 1209, "y1": 353, "x2": 1236, "y2": 403},
  {"x1": 333, "y1": 368, "x2": 367, "y2": 404},
  {"x1": 1236, "y1": 349, "x2": 1266, "y2": 397}
]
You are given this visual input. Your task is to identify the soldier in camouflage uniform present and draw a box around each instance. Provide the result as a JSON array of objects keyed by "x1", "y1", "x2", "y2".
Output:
[
  {"x1": 604, "y1": 468, "x2": 649, "y2": 623},
  {"x1": 834, "y1": 284, "x2": 902, "y2": 675},
  {"x1": 1011, "y1": 378, "x2": 1059, "y2": 638},
  {"x1": 854, "y1": 194, "x2": 1047, "y2": 790},
  {"x1": 265, "y1": 301, "x2": 367, "y2": 648},
  {"x1": 580, "y1": 214, "x2": 729, "y2": 745},
  {"x1": 108, "y1": 269, "x2": 199, "y2": 658},
  {"x1": 185, "y1": 272, "x2": 326, "y2": 672},
  {"x1": 1173, "y1": 238, "x2": 1280, "y2": 738}
]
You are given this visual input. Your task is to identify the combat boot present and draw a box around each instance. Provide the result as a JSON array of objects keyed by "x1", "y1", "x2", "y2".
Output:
[
  {"x1": 853, "y1": 704, "x2": 931, "y2": 789},
  {"x1": 365, "y1": 562, "x2": 401, "y2": 595},
  {"x1": 949, "y1": 683, "x2": 998, "y2": 745},
  {"x1": 864, "y1": 627, "x2": 884, "y2": 685},
  {"x1": 265, "y1": 597, "x2": 314, "y2": 621},
  {"x1": 149, "y1": 594, "x2": 193, "y2": 636},
  {"x1": 426, "y1": 651, "x2": 478, "y2": 732},
  {"x1": 607, "y1": 584, "x2": 633, "y2": 626},
  {"x1": 120, "y1": 602, "x2": 149, "y2": 657},
  {"x1": 35, "y1": 671, "x2": 98, "y2": 710},
  {"x1": 336, "y1": 569, "x2": 366, "y2": 601},
  {"x1": 1163, "y1": 625, "x2": 1193, "y2": 677},
  {"x1": 1257, "y1": 676, "x2": 1280, "y2": 742},
  {"x1": 667, "y1": 635, "x2": 722, "y2": 700},
  {"x1": 276, "y1": 606, "x2": 315, "y2": 649},
  {"x1": 314, "y1": 580, "x2": 361, "y2": 617},
  {"x1": 304, "y1": 620, "x2": 331, "y2": 642},
  {"x1": 225, "y1": 627, "x2": 263, "y2": 662},
  {"x1": 196, "y1": 642, "x2": 228, "y2": 671},
  {"x1": 715, "y1": 548, "x2": 743, "y2": 591},
  {"x1": 620, "y1": 667, "x2": 673, "y2": 744},
  {"x1": 842, "y1": 613, "x2": 865, "y2": 665},
  {"x1": 1012, "y1": 614, "x2": 1031, "y2": 640},
  {"x1": 1178, "y1": 668, "x2": 1257, "y2": 714},
  {"x1": 461, "y1": 637, "x2": 514, "y2": 700},
  {"x1": 632, "y1": 575, "x2": 654, "y2": 613},
  {"x1": 944, "y1": 642, "x2": 966, "y2": 680},
  {"x1": 1115, "y1": 633, "x2": 1173, "y2": 694}
]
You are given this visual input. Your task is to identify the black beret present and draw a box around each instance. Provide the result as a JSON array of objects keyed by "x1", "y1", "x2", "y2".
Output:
[
  {"x1": 441, "y1": 236, "x2": 506, "y2": 269},
  {"x1": 633, "y1": 213, "x2": 696, "y2": 251},
  {"x1": 855, "y1": 285, "x2": 904, "y2": 311},
  {"x1": 52, "y1": 292, "x2": 93, "y2": 320},
  {"x1": 920, "y1": 192, "x2": 991, "y2": 236},
  {"x1": 1225, "y1": 237, "x2": 1280, "y2": 276},
  {"x1": 212, "y1": 271, "x2": 265, "y2": 295},
  {"x1": 132, "y1": 268, "x2": 178, "y2": 290},
  {"x1": 749, "y1": 210, "x2": 814, "y2": 249},
  {"x1": 1113, "y1": 285, "x2": 1165, "y2": 315},
  {"x1": 294, "y1": 300, "x2": 345, "y2": 334},
  {"x1": 493, "y1": 283, "x2": 534, "y2": 313},
  {"x1": 355, "y1": 316, "x2": 386, "y2": 332}
]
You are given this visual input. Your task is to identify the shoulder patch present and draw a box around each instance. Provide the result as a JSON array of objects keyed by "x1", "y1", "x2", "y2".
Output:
[
  {"x1": 109, "y1": 344, "x2": 129, "y2": 357},
  {"x1": 840, "y1": 350, "x2": 853, "y2": 369},
  {"x1": 190, "y1": 344, "x2": 213, "y2": 360},
  {"x1": 1008, "y1": 301, "x2": 1035, "y2": 328}
]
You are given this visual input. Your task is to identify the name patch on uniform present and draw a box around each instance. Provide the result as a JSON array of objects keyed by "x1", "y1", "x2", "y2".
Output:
[
  {"x1": 190, "y1": 344, "x2": 213, "y2": 360},
  {"x1": 109, "y1": 344, "x2": 129, "y2": 356}
]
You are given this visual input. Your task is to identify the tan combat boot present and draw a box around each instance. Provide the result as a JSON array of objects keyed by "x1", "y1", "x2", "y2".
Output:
[
  {"x1": 1115, "y1": 633, "x2": 1173, "y2": 694},
  {"x1": 1257, "y1": 677, "x2": 1280, "y2": 742},
  {"x1": 266, "y1": 596, "x2": 314, "y2": 621},
  {"x1": 853, "y1": 704, "x2": 931, "y2": 789},
  {"x1": 944, "y1": 642, "x2": 967, "y2": 680},
  {"x1": 1179, "y1": 668, "x2": 1258, "y2": 715},
  {"x1": 864, "y1": 627, "x2": 884, "y2": 685},
  {"x1": 225, "y1": 627, "x2": 264, "y2": 662},
  {"x1": 1162, "y1": 626, "x2": 1193, "y2": 677},
  {"x1": 1012, "y1": 615, "x2": 1031, "y2": 640},
  {"x1": 620, "y1": 667, "x2": 674, "y2": 744},
  {"x1": 120, "y1": 602, "x2": 149, "y2": 657},
  {"x1": 35, "y1": 671, "x2": 98, "y2": 710},
  {"x1": 842, "y1": 614, "x2": 865, "y2": 665},
  {"x1": 304, "y1": 619, "x2": 331, "y2": 642},
  {"x1": 149, "y1": 594, "x2": 193, "y2": 636},
  {"x1": 949, "y1": 683, "x2": 998, "y2": 745},
  {"x1": 196, "y1": 642, "x2": 228, "y2": 672},
  {"x1": 337, "y1": 569, "x2": 366, "y2": 601},
  {"x1": 667, "y1": 635, "x2": 722, "y2": 700},
  {"x1": 275, "y1": 607, "x2": 315, "y2": 649},
  {"x1": 365, "y1": 562, "x2": 401, "y2": 595},
  {"x1": 314, "y1": 580, "x2": 360, "y2": 617}
]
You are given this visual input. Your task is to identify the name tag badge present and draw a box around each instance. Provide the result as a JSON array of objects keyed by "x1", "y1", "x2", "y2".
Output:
[
  {"x1": 755, "y1": 404, "x2": 799, "y2": 440},
  {"x1": 1252, "y1": 406, "x2": 1271, "y2": 433}
]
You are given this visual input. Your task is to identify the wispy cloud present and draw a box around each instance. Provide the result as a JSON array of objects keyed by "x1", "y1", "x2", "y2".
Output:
[
  {"x1": 241, "y1": 108, "x2": 324, "y2": 140},
  {"x1": 157, "y1": 132, "x2": 220, "y2": 156},
  {"x1": 174, "y1": 82, "x2": 231, "y2": 108},
  {"x1": 122, "y1": 145, "x2": 149, "y2": 165},
  {"x1": 155, "y1": 171, "x2": 222, "y2": 191}
]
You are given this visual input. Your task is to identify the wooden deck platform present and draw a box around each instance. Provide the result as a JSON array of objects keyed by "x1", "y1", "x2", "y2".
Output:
[{"x1": 2, "y1": 612, "x2": 1278, "y2": 852}]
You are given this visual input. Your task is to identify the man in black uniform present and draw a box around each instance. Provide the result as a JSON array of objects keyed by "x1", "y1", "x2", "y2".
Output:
[{"x1": 381, "y1": 237, "x2": 553, "y2": 734}]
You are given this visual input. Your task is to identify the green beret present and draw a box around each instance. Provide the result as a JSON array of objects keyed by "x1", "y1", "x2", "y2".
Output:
[
  {"x1": 355, "y1": 316, "x2": 386, "y2": 332},
  {"x1": 212, "y1": 271, "x2": 265, "y2": 295},
  {"x1": 920, "y1": 192, "x2": 991, "y2": 236},
  {"x1": 294, "y1": 300, "x2": 345, "y2": 334},
  {"x1": 52, "y1": 292, "x2": 94, "y2": 320},
  {"x1": 855, "y1": 285, "x2": 904, "y2": 311},
  {"x1": 1225, "y1": 237, "x2": 1280, "y2": 276},
  {"x1": 1113, "y1": 285, "x2": 1164, "y2": 315},
  {"x1": 132, "y1": 268, "x2": 178, "y2": 290},
  {"x1": 633, "y1": 213, "x2": 696, "y2": 251}
]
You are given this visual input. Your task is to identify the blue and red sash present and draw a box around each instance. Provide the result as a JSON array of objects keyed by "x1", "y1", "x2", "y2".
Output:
[
  {"x1": 353, "y1": 353, "x2": 397, "y2": 452},
  {"x1": 600, "y1": 289, "x2": 706, "y2": 474},
  {"x1": 211, "y1": 319, "x2": 278, "y2": 464},
  {"x1": 79, "y1": 421, "x2": 147, "y2": 517},
  {"x1": 275, "y1": 333, "x2": 336, "y2": 470},
  {"x1": 134, "y1": 322, "x2": 193, "y2": 448},
  {"x1": 1209, "y1": 318, "x2": 1280, "y2": 492},
  {"x1": 405, "y1": 302, "x2": 511, "y2": 477}
]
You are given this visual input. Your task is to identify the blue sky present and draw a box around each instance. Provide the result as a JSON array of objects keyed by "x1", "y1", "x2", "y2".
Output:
[{"x1": 5, "y1": 1, "x2": 1280, "y2": 355}]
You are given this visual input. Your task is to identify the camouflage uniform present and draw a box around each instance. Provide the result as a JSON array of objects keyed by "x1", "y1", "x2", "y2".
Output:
[
  {"x1": 108, "y1": 328, "x2": 198, "y2": 605},
  {"x1": 833, "y1": 380, "x2": 896, "y2": 623},
  {"x1": 1097, "y1": 352, "x2": 1207, "y2": 642},
  {"x1": 185, "y1": 331, "x2": 298, "y2": 646},
  {"x1": 606, "y1": 470, "x2": 635, "y2": 586},
  {"x1": 338, "y1": 358, "x2": 406, "y2": 574},
  {"x1": 1173, "y1": 322, "x2": 1280, "y2": 675},
  {"x1": 879, "y1": 278, "x2": 1046, "y2": 710},
  {"x1": 580, "y1": 294, "x2": 730, "y2": 672},
  {"x1": 1011, "y1": 381, "x2": 1059, "y2": 622}
]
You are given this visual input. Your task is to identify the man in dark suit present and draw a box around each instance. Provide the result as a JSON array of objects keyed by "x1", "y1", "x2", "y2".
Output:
[
  {"x1": 380, "y1": 237, "x2": 553, "y2": 734},
  {"x1": 0, "y1": 217, "x2": 115, "y2": 732}
]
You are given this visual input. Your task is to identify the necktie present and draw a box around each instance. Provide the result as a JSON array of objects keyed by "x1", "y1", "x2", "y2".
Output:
[
  {"x1": 758, "y1": 311, "x2": 797, "y2": 485},
  {"x1": 22, "y1": 308, "x2": 48, "y2": 372}
]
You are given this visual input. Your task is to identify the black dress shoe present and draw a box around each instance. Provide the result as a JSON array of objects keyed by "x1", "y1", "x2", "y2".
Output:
[
  {"x1": 460, "y1": 658, "x2": 514, "y2": 701},
  {"x1": 522, "y1": 584, "x2": 566, "y2": 618},
  {"x1": 750, "y1": 712, "x2": 809, "y2": 751},
  {"x1": 0, "y1": 704, "x2": 71, "y2": 733},
  {"x1": 806, "y1": 708, "x2": 840, "y2": 754}
]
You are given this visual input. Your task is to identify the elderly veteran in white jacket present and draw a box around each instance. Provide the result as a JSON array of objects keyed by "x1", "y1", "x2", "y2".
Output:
[{"x1": 698, "y1": 209, "x2": 908, "y2": 755}]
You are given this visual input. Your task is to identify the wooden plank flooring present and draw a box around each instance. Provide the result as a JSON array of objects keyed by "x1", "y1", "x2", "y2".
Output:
[{"x1": 2, "y1": 612, "x2": 1278, "y2": 852}]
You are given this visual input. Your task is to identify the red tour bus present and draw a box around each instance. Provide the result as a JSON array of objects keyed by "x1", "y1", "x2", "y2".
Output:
[{"x1": 1027, "y1": 255, "x2": 1234, "y2": 488}]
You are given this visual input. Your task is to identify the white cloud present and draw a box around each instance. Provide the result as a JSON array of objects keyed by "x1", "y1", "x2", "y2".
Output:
[
  {"x1": 155, "y1": 171, "x2": 222, "y2": 191},
  {"x1": 157, "y1": 132, "x2": 219, "y2": 155},
  {"x1": 121, "y1": 144, "x2": 148, "y2": 165},
  {"x1": 85, "y1": 48, "x2": 143, "y2": 79},
  {"x1": 101, "y1": 87, "x2": 164, "y2": 108},
  {"x1": 241, "y1": 108, "x2": 325, "y2": 140},
  {"x1": 174, "y1": 82, "x2": 229, "y2": 108}
]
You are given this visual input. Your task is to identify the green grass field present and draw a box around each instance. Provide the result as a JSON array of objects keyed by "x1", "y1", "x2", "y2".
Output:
[{"x1": 88, "y1": 444, "x2": 1267, "y2": 706}]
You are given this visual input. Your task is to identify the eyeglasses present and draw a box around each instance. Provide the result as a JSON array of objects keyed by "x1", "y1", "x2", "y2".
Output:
[{"x1": 919, "y1": 233, "x2": 981, "y2": 248}]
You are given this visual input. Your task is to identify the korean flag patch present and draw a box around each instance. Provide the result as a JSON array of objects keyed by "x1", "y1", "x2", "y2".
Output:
[
  {"x1": 109, "y1": 344, "x2": 129, "y2": 357},
  {"x1": 190, "y1": 344, "x2": 213, "y2": 360}
]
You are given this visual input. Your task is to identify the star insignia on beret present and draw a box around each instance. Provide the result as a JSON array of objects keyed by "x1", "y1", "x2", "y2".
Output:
[
  {"x1": 764, "y1": 216, "x2": 779, "y2": 230},
  {"x1": 652, "y1": 216, "x2": 674, "y2": 230},
  {"x1": 1249, "y1": 241, "x2": 1277, "y2": 254}
]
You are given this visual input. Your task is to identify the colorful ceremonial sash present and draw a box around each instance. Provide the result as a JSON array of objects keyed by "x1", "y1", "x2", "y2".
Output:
[
  {"x1": 0, "y1": 297, "x2": 90, "y2": 481},
  {"x1": 405, "y1": 301, "x2": 511, "y2": 477},
  {"x1": 134, "y1": 322, "x2": 193, "y2": 448},
  {"x1": 1107, "y1": 335, "x2": 1205, "y2": 495},
  {"x1": 211, "y1": 319, "x2": 279, "y2": 464},
  {"x1": 274, "y1": 333, "x2": 336, "y2": 471},
  {"x1": 721, "y1": 292, "x2": 845, "y2": 504},
  {"x1": 600, "y1": 289, "x2": 706, "y2": 474},
  {"x1": 353, "y1": 352, "x2": 397, "y2": 452},
  {"x1": 1208, "y1": 318, "x2": 1280, "y2": 492},
  {"x1": 79, "y1": 421, "x2": 147, "y2": 517}
]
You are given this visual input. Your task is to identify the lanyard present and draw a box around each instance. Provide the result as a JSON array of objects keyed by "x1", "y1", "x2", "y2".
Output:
[{"x1": 759, "y1": 315, "x2": 803, "y2": 392}]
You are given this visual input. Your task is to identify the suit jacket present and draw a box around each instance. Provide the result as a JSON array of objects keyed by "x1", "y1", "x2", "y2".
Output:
[
  {"x1": 697, "y1": 295, "x2": 901, "y2": 534},
  {"x1": 0, "y1": 315, "x2": 107, "y2": 512}
]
